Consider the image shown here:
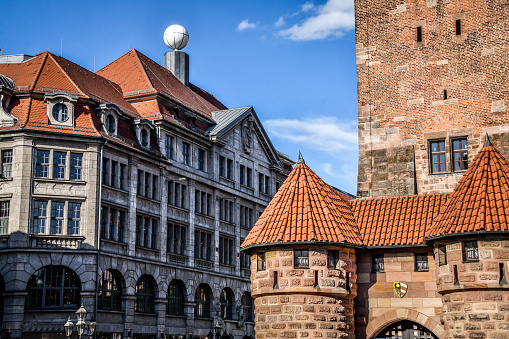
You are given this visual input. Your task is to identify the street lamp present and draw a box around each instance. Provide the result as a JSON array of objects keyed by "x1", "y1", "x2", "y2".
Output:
[
  {"x1": 64, "y1": 304, "x2": 97, "y2": 339},
  {"x1": 213, "y1": 322, "x2": 222, "y2": 339}
]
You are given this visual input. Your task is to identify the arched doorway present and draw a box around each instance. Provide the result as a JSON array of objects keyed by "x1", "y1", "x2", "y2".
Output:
[{"x1": 374, "y1": 321, "x2": 437, "y2": 339}]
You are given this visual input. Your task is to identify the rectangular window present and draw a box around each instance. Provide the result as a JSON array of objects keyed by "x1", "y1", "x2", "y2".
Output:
[
  {"x1": 240, "y1": 239, "x2": 250, "y2": 269},
  {"x1": 102, "y1": 158, "x2": 110, "y2": 186},
  {"x1": 70, "y1": 153, "x2": 83, "y2": 181},
  {"x1": 137, "y1": 170, "x2": 143, "y2": 196},
  {"x1": 247, "y1": 168, "x2": 252, "y2": 187},
  {"x1": 416, "y1": 26, "x2": 422, "y2": 42},
  {"x1": 168, "y1": 181, "x2": 187, "y2": 209},
  {"x1": 33, "y1": 201, "x2": 47, "y2": 233},
  {"x1": 119, "y1": 164, "x2": 126, "y2": 190},
  {"x1": 136, "y1": 215, "x2": 158, "y2": 249},
  {"x1": 259, "y1": 174, "x2": 271, "y2": 194},
  {"x1": 227, "y1": 159, "x2": 233, "y2": 180},
  {"x1": 50, "y1": 201, "x2": 65, "y2": 234},
  {"x1": 452, "y1": 138, "x2": 468, "y2": 171},
  {"x1": 67, "y1": 202, "x2": 81, "y2": 235},
  {"x1": 0, "y1": 201, "x2": 9, "y2": 234},
  {"x1": 415, "y1": 253, "x2": 429, "y2": 272},
  {"x1": 182, "y1": 142, "x2": 190, "y2": 165},
  {"x1": 53, "y1": 151, "x2": 66, "y2": 179},
  {"x1": 259, "y1": 173, "x2": 263, "y2": 193},
  {"x1": 455, "y1": 19, "x2": 461, "y2": 35},
  {"x1": 152, "y1": 175, "x2": 158, "y2": 200},
  {"x1": 219, "y1": 236, "x2": 234, "y2": 266},
  {"x1": 372, "y1": 254, "x2": 384, "y2": 273},
  {"x1": 111, "y1": 161, "x2": 118, "y2": 188},
  {"x1": 219, "y1": 156, "x2": 226, "y2": 177},
  {"x1": 36, "y1": 150, "x2": 50, "y2": 178},
  {"x1": 167, "y1": 222, "x2": 187, "y2": 255},
  {"x1": 265, "y1": 175, "x2": 270, "y2": 195},
  {"x1": 166, "y1": 135, "x2": 174, "y2": 159},
  {"x1": 257, "y1": 253, "x2": 266, "y2": 271},
  {"x1": 327, "y1": 250, "x2": 339, "y2": 269},
  {"x1": 240, "y1": 165, "x2": 245, "y2": 186},
  {"x1": 220, "y1": 199, "x2": 234, "y2": 223},
  {"x1": 438, "y1": 245, "x2": 447, "y2": 266},
  {"x1": 198, "y1": 149, "x2": 205, "y2": 171},
  {"x1": 194, "y1": 229, "x2": 212, "y2": 261},
  {"x1": 1, "y1": 150, "x2": 12, "y2": 178},
  {"x1": 145, "y1": 172, "x2": 151, "y2": 199},
  {"x1": 430, "y1": 140, "x2": 446, "y2": 173},
  {"x1": 101, "y1": 206, "x2": 125, "y2": 242},
  {"x1": 463, "y1": 241, "x2": 479, "y2": 262},
  {"x1": 294, "y1": 249, "x2": 309, "y2": 268},
  {"x1": 240, "y1": 205, "x2": 253, "y2": 229}
]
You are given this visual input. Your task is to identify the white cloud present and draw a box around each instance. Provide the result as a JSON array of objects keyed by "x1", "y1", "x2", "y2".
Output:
[
  {"x1": 278, "y1": 0, "x2": 355, "y2": 40},
  {"x1": 274, "y1": 16, "x2": 286, "y2": 27},
  {"x1": 264, "y1": 116, "x2": 357, "y2": 155},
  {"x1": 301, "y1": 2, "x2": 315, "y2": 12},
  {"x1": 237, "y1": 19, "x2": 257, "y2": 31}
]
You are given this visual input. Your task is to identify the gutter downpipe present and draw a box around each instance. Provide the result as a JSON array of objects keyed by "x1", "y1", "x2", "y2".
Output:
[{"x1": 94, "y1": 139, "x2": 107, "y2": 328}]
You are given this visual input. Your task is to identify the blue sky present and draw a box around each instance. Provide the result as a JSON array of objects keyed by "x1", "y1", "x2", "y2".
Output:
[{"x1": 0, "y1": 0, "x2": 359, "y2": 194}]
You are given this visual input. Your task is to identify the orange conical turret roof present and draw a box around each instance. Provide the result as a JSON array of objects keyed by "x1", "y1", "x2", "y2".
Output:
[
  {"x1": 241, "y1": 153, "x2": 362, "y2": 249},
  {"x1": 426, "y1": 134, "x2": 509, "y2": 239}
]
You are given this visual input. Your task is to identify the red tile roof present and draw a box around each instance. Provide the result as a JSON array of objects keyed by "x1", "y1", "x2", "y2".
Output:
[
  {"x1": 352, "y1": 194, "x2": 448, "y2": 247},
  {"x1": 241, "y1": 158, "x2": 362, "y2": 249},
  {"x1": 426, "y1": 141, "x2": 509, "y2": 239},
  {"x1": 97, "y1": 49, "x2": 226, "y2": 120}
]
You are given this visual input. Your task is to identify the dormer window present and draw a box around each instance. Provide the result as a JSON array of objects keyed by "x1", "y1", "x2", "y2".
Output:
[
  {"x1": 97, "y1": 104, "x2": 122, "y2": 138},
  {"x1": 134, "y1": 119, "x2": 155, "y2": 150},
  {"x1": 140, "y1": 129, "x2": 149, "y2": 147},
  {"x1": 106, "y1": 114, "x2": 116, "y2": 134},
  {"x1": 52, "y1": 104, "x2": 69, "y2": 122},
  {"x1": 44, "y1": 92, "x2": 77, "y2": 128}
]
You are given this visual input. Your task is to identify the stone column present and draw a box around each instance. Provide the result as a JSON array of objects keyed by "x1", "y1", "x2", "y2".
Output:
[
  {"x1": 188, "y1": 179, "x2": 196, "y2": 267},
  {"x1": 159, "y1": 166, "x2": 169, "y2": 261}
]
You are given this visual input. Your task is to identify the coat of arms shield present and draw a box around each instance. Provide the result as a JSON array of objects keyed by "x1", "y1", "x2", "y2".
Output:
[{"x1": 393, "y1": 282, "x2": 408, "y2": 298}]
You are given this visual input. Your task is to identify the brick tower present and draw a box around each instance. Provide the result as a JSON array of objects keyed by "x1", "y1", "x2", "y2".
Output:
[
  {"x1": 241, "y1": 155, "x2": 362, "y2": 339},
  {"x1": 425, "y1": 136, "x2": 509, "y2": 339},
  {"x1": 355, "y1": 0, "x2": 509, "y2": 198}
]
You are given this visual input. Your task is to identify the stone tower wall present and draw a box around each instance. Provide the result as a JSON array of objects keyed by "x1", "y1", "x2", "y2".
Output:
[
  {"x1": 355, "y1": 0, "x2": 509, "y2": 198},
  {"x1": 250, "y1": 247, "x2": 357, "y2": 339},
  {"x1": 434, "y1": 236, "x2": 509, "y2": 339}
]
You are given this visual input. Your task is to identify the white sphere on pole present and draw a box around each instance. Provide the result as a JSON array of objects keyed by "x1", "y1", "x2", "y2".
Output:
[{"x1": 164, "y1": 25, "x2": 189, "y2": 51}]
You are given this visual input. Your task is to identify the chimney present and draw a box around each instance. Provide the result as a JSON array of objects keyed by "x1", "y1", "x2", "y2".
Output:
[
  {"x1": 163, "y1": 25, "x2": 190, "y2": 87},
  {"x1": 164, "y1": 51, "x2": 189, "y2": 86}
]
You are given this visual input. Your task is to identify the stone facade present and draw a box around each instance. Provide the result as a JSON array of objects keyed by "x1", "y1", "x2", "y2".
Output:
[
  {"x1": 0, "y1": 50, "x2": 292, "y2": 339},
  {"x1": 250, "y1": 247, "x2": 356, "y2": 339},
  {"x1": 355, "y1": 0, "x2": 509, "y2": 198}
]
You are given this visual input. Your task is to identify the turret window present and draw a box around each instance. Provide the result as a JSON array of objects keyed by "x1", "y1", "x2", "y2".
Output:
[
  {"x1": 372, "y1": 254, "x2": 384, "y2": 272},
  {"x1": 415, "y1": 253, "x2": 429, "y2": 272},
  {"x1": 294, "y1": 249, "x2": 309, "y2": 269},
  {"x1": 257, "y1": 253, "x2": 266, "y2": 271},
  {"x1": 463, "y1": 241, "x2": 479, "y2": 262}
]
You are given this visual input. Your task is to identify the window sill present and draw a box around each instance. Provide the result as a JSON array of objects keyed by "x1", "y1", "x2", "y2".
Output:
[
  {"x1": 168, "y1": 204, "x2": 189, "y2": 212},
  {"x1": 219, "y1": 176, "x2": 235, "y2": 184},
  {"x1": 240, "y1": 184, "x2": 254, "y2": 191},
  {"x1": 196, "y1": 213, "x2": 214, "y2": 220},
  {"x1": 101, "y1": 238, "x2": 127, "y2": 246},
  {"x1": 34, "y1": 178, "x2": 86, "y2": 185},
  {"x1": 166, "y1": 314, "x2": 187, "y2": 319},
  {"x1": 259, "y1": 192, "x2": 272, "y2": 199},
  {"x1": 134, "y1": 311, "x2": 157, "y2": 316},
  {"x1": 463, "y1": 260, "x2": 480, "y2": 263},
  {"x1": 429, "y1": 170, "x2": 466, "y2": 176},
  {"x1": 0, "y1": 177, "x2": 12, "y2": 182},
  {"x1": 135, "y1": 246, "x2": 159, "y2": 254},
  {"x1": 98, "y1": 309, "x2": 124, "y2": 314},
  {"x1": 415, "y1": 269, "x2": 429, "y2": 272},
  {"x1": 103, "y1": 185, "x2": 128, "y2": 194},
  {"x1": 137, "y1": 195, "x2": 161, "y2": 204},
  {"x1": 219, "y1": 220, "x2": 235, "y2": 226},
  {"x1": 220, "y1": 263, "x2": 235, "y2": 268}
]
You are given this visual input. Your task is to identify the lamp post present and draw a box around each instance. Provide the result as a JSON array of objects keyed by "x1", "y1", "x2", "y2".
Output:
[{"x1": 64, "y1": 304, "x2": 97, "y2": 339}]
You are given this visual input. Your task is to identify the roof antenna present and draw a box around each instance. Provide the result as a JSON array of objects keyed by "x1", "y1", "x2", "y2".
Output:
[{"x1": 483, "y1": 132, "x2": 493, "y2": 147}]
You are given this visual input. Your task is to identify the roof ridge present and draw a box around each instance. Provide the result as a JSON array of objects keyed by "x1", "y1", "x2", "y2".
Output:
[
  {"x1": 30, "y1": 52, "x2": 49, "y2": 91},
  {"x1": 46, "y1": 53, "x2": 86, "y2": 97}
]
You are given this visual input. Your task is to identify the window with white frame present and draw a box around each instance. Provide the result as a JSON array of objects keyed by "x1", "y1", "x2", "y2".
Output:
[
  {"x1": 1, "y1": 150, "x2": 12, "y2": 178},
  {"x1": 0, "y1": 201, "x2": 9, "y2": 234},
  {"x1": 32, "y1": 200, "x2": 81, "y2": 235},
  {"x1": 35, "y1": 149, "x2": 83, "y2": 181},
  {"x1": 100, "y1": 206, "x2": 126, "y2": 243}
]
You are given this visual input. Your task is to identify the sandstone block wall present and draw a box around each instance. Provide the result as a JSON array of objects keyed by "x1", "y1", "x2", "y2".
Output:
[
  {"x1": 355, "y1": 0, "x2": 509, "y2": 198},
  {"x1": 355, "y1": 248, "x2": 443, "y2": 339},
  {"x1": 251, "y1": 247, "x2": 357, "y2": 339},
  {"x1": 435, "y1": 237, "x2": 509, "y2": 339}
]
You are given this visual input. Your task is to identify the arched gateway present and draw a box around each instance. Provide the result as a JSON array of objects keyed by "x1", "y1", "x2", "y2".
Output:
[{"x1": 373, "y1": 321, "x2": 437, "y2": 339}]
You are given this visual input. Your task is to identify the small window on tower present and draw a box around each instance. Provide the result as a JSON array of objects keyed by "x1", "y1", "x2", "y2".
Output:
[
  {"x1": 416, "y1": 26, "x2": 423, "y2": 42},
  {"x1": 455, "y1": 19, "x2": 462, "y2": 35},
  {"x1": 463, "y1": 241, "x2": 479, "y2": 262},
  {"x1": 257, "y1": 253, "x2": 266, "y2": 271}
]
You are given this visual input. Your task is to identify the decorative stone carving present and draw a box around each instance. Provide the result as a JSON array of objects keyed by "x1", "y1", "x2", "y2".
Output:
[{"x1": 242, "y1": 117, "x2": 254, "y2": 154}]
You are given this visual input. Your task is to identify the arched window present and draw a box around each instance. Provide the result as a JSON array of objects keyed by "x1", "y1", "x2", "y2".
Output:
[
  {"x1": 376, "y1": 320, "x2": 438, "y2": 339},
  {"x1": 26, "y1": 266, "x2": 80, "y2": 308},
  {"x1": 220, "y1": 288, "x2": 233, "y2": 319},
  {"x1": 98, "y1": 270, "x2": 122, "y2": 310},
  {"x1": 140, "y1": 129, "x2": 149, "y2": 147},
  {"x1": 135, "y1": 275, "x2": 155, "y2": 313},
  {"x1": 194, "y1": 284, "x2": 210, "y2": 318},
  {"x1": 106, "y1": 114, "x2": 116, "y2": 134},
  {"x1": 167, "y1": 279, "x2": 185, "y2": 316},
  {"x1": 241, "y1": 292, "x2": 254, "y2": 322}
]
